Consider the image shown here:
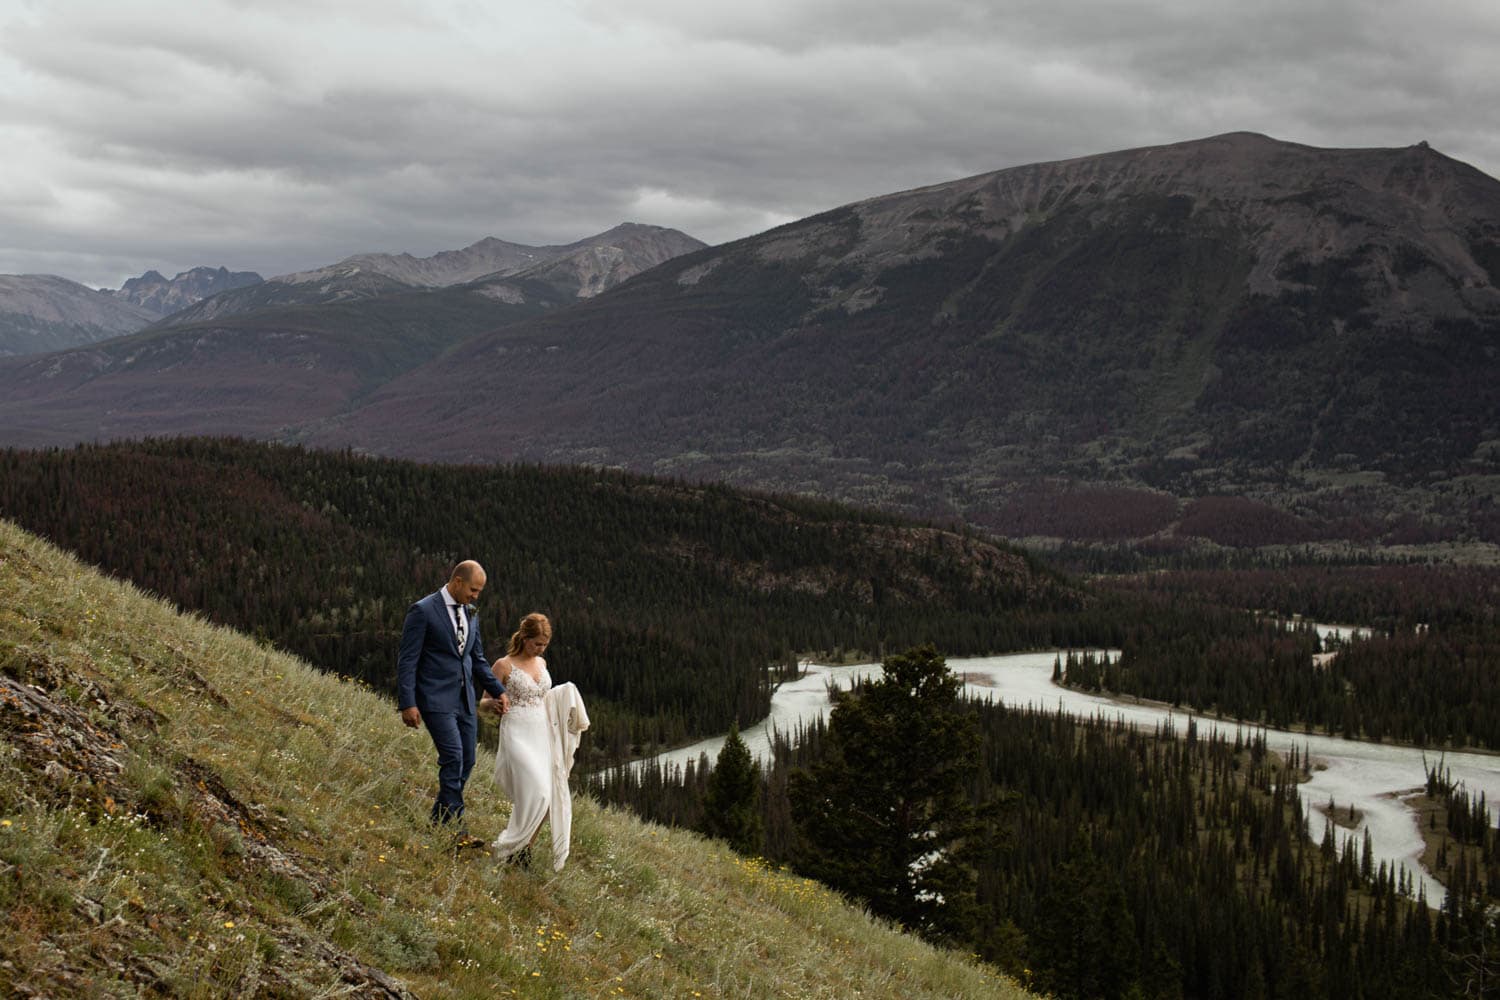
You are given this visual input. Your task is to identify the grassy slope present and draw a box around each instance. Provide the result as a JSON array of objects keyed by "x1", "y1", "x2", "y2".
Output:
[{"x1": 0, "y1": 519, "x2": 1029, "y2": 999}]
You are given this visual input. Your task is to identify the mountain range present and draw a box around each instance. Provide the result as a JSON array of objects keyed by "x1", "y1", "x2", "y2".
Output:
[
  {"x1": 0, "y1": 223, "x2": 703, "y2": 359},
  {"x1": 1, "y1": 267, "x2": 265, "y2": 357},
  {"x1": 0, "y1": 223, "x2": 705, "y2": 443},
  {"x1": 312, "y1": 132, "x2": 1500, "y2": 546},
  {"x1": 2, "y1": 133, "x2": 1496, "y2": 548},
  {"x1": 155, "y1": 222, "x2": 706, "y2": 324}
]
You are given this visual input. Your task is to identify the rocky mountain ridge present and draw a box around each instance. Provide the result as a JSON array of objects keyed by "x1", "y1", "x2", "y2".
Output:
[
  {"x1": 163, "y1": 222, "x2": 706, "y2": 323},
  {"x1": 492, "y1": 222, "x2": 711, "y2": 299},
  {"x1": 112, "y1": 265, "x2": 264, "y2": 317},
  {"x1": 0, "y1": 223, "x2": 703, "y2": 358},
  {"x1": 815, "y1": 132, "x2": 1498, "y2": 316},
  {"x1": 286, "y1": 235, "x2": 550, "y2": 288}
]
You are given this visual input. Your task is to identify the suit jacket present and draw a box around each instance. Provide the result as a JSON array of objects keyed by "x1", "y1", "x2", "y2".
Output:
[{"x1": 396, "y1": 591, "x2": 505, "y2": 715}]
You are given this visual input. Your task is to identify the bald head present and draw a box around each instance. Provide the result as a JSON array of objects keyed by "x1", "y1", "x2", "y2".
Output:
[{"x1": 448, "y1": 560, "x2": 487, "y2": 604}]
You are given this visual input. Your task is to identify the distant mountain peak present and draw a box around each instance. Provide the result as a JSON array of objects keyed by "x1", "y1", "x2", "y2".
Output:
[
  {"x1": 489, "y1": 223, "x2": 709, "y2": 299},
  {"x1": 599, "y1": 221, "x2": 679, "y2": 235},
  {"x1": 113, "y1": 266, "x2": 263, "y2": 318},
  {"x1": 0, "y1": 273, "x2": 157, "y2": 356}
]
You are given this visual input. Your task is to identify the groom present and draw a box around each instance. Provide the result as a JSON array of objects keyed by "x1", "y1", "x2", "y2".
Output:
[{"x1": 398, "y1": 560, "x2": 508, "y2": 839}]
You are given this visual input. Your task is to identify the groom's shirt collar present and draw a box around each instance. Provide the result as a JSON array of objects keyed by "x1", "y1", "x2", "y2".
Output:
[{"x1": 440, "y1": 586, "x2": 466, "y2": 640}]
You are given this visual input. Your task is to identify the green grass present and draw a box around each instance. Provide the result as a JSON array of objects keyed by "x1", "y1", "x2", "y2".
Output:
[{"x1": 0, "y1": 519, "x2": 1031, "y2": 999}]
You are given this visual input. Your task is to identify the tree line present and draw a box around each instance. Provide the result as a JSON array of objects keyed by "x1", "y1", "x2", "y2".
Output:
[
  {"x1": 1059, "y1": 578, "x2": 1500, "y2": 749},
  {"x1": 1104, "y1": 564, "x2": 1500, "y2": 632}
]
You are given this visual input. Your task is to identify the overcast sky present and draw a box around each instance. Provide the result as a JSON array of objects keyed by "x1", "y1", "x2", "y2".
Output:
[{"x1": 2, "y1": 0, "x2": 1497, "y2": 289}]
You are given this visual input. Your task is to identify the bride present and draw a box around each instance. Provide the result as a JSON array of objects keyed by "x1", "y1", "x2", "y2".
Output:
[{"x1": 487, "y1": 613, "x2": 554, "y2": 866}]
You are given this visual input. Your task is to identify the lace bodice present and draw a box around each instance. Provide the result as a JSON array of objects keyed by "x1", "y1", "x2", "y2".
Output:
[{"x1": 504, "y1": 662, "x2": 552, "y2": 710}]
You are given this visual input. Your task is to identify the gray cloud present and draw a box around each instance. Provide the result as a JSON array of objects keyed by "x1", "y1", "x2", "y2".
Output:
[{"x1": 1, "y1": 0, "x2": 1496, "y2": 288}]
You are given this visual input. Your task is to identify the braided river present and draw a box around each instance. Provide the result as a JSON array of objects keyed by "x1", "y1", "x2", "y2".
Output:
[{"x1": 636, "y1": 627, "x2": 1499, "y2": 908}]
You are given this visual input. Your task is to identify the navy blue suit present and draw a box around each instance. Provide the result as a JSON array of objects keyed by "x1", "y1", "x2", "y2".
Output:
[{"x1": 397, "y1": 590, "x2": 506, "y2": 824}]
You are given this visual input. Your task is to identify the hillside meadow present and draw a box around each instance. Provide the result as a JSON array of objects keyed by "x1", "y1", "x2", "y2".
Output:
[{"x1": 0, "y1": 519, "x2": 1029, "y2": 998}]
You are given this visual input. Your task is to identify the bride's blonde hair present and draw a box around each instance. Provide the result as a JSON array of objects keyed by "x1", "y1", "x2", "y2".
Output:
[{"x1": 508, "y1": 612, "x2": 552, "y2": 657}]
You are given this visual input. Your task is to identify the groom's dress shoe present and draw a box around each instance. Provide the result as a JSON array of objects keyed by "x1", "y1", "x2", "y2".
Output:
[{"x1": 442, "y1": 825, "x2": 486, "y2": 851}]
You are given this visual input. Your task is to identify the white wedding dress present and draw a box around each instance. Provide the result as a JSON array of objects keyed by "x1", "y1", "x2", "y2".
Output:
[{"x1": 491, "y1": 662, "x2": 552, "y2": 859}]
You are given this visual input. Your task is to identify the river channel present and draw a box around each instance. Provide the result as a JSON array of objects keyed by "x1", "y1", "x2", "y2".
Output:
[{"x1": 632, "y1": 628, "x2": 1499, "y2": 908}]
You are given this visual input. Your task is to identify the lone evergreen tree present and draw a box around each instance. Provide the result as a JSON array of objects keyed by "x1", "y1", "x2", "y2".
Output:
[
  {"x1": 788, "y1": 643, "x2": 982, "y2": 940},
  {"x1": 702, "y1": 721, "x2": 763, "y2": 855}
]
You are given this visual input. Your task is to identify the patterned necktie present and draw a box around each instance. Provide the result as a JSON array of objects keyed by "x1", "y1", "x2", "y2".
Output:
[{"x1": 452, "y1": 604, "x2": 466, "y2": 653}]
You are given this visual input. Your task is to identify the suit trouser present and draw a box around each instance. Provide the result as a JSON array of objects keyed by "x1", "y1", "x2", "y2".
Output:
[{"x1": 424, "y1": 709, "x2": 477, "y2": 824}]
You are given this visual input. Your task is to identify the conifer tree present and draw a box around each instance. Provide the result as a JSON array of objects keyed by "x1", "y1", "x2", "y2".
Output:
[
  {"x1": 788, "y1": 643, "x2": 982, "y2": 941},
  {"x1": 1032, "y1": 828, "x2": 1141, "y2": 999},
  {"x1": 701, "y1": 721, "x2": 763, "y2": 855}
]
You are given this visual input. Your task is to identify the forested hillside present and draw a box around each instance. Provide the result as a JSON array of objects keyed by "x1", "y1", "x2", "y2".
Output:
[
  {"x1": 0, "y1": 438, "x2": 1104, "y2": 760},
  {"x1": 0, "y1": 289, "x2": 549, "y2": 448},
  {"x1": 1075, "y1": 569, "x2": 1500, "y2": 748},
  {"x1": 1103, "y1": 564, "x2": 1500, "y2": 630}
]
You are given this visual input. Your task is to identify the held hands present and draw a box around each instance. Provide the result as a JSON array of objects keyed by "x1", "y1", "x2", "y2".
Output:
[{"x1": 402, "y1": 694, "x2": 507, "y2": 725}]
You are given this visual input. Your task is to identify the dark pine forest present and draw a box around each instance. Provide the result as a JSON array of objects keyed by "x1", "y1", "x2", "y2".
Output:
[
  {"x1": 1072, "y1": 569, "x2": 1500, "y2": 749},
  {"x1": 8, "y1": 440, "x2": 1496, "y2": 755}
]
